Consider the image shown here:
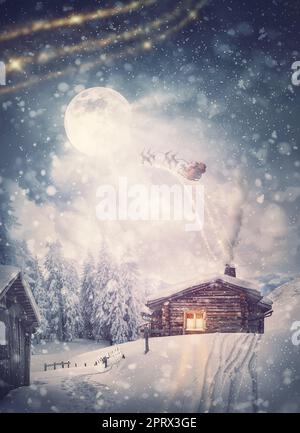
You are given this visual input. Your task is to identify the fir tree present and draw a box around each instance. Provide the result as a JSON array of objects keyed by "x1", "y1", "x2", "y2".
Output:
[
  {"x1": 118, "y1": 260, "x2": 141, "y2": 341},
  {"x1": 29, "y1": 258, "x2": 49, "y2": 341},
  {"x1": 44, "y1": 241, "x2": 81, "y2": 341},
  {"x1": 80, "y1": 253, "x2": 96, "y2": 339},
  {"x1": 16, "y1": 240, "x2": 38, "y2": 286},
  {"x1": 103, "y1": 278, "x2": 128, "y2": 344},
  {"x1": 14, "y1": 240, "x2": 49, "y2": 340},
  {"x1": 62, "y1": 260, "x2": 82, "y2": 341},
  {"x1": 93, "y1": 254, "x2": 141, "y2": 344},
  {"x1": 91, "y1": 243, "x2": 114, "y2": 341},
  {"x1": 44, "y1": 241, "x2": 64, "y2": 340}
]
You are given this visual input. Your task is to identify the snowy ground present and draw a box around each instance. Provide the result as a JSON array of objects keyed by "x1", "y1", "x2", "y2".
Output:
[
  {"x1": 31, "y1": 339, "x2": 109, "y2": 373},
  {"x1": 1, "y1": 278, "x2": 300, "y2": 413},
  {"x1": 0, "y1": 334, "x2": 257, "y2": 413}
]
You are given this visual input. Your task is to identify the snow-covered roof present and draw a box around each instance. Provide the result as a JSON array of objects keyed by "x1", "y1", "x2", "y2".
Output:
[
  {"x1": 259, "y1": 296, "x2": 273, "y2": 307},
  {"x1": 0, "y1": 265, "x2": 19, "y2": 294},
  {"x1": 140, "y1": 303, "x2": 152, "y2": 315},
  {"x1": 0, "y1": 265, "x2": 41, "y2": 325},
  {"x1": 147, "y1": 273, "x2": 267, "y2": 305},
  {"x1": 20, "y1": 274, "x2": 42, "y2": 324}
]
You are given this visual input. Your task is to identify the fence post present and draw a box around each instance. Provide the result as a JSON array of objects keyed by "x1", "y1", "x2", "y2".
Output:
[
  {"x1": 44, "y1": 363, "x2": 47, "y2": 372},
  {"x1": 54, "y1": 362, "x2": 56, "y2": 370},
  {"x1": 67, "y1": 361, "x2": 70, "y2": 368},
  {"x1": 62, "y1": 361, "x2": 64, "y2": 368},
  {"x1": 144, "y1": 325, "x2": 150, "y2": 354}
]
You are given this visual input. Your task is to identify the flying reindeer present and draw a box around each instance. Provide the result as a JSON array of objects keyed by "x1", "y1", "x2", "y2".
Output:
[
  {"x1": 141, "y1": 148, "x2": 152, "y2": 165},
  {"x1": 141, "y1": 148, "x2": 156, "y2": 165},
  {"x1": 169, "y1": 152, "x2": 179, "y2": 166},
  {"x1": 147, "y1": 149, "x2": 156, "y2": 164},
  {"x1": 141, "y1": 148, "x2": 207, "y2": 181},
  {"x1": 164, "y1": 151, "x2": 178, "y2": 168}
]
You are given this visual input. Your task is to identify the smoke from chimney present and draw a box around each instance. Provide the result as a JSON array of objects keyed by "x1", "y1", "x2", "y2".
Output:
[{"x1": 226, "y1": 172, "x2": 249, "y2": 263}]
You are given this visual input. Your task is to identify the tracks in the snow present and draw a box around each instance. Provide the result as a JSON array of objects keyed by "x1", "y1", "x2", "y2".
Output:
[{"x1": 197, "y1": 334, "x2": 260, "y2": 413}]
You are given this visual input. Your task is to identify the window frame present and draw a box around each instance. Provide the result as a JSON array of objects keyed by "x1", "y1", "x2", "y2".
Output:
[{"x1": 184, "y1": 310, "x2": 206, "y2": 332}]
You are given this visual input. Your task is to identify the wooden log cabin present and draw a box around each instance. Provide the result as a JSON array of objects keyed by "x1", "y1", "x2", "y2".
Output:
[
  {"x1": 0, "y1": 265, "x2": 40, "y2": 399},
  {"x1": 146, "y1": 265, "x2": 273, "y2": 336}
]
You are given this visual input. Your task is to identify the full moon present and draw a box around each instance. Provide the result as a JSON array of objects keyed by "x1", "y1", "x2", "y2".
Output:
[{"x1": 64, "y1": 87, "x2": 131, "y2": 157}]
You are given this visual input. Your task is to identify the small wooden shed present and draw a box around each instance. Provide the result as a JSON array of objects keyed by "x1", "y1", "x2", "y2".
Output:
[
  {"x1": 146, "y1": 266, "x2": 273, "y2": 336},
  {"x1": 0, "y1": 265, "x2": 40, "y2": 398}
]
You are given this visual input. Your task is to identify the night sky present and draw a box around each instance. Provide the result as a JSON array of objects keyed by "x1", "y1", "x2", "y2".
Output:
[{"x1": 0, "y1": 0, "x2": 299, "y2": 291}]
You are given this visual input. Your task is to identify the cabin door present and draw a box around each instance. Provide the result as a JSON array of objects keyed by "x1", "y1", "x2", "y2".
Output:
[
  {"x1": 8, "y1": 311, "x2": 22, "y2": 387},
  {"x1": 0, "y1": 310, "x2": 10, "y2": 387}
]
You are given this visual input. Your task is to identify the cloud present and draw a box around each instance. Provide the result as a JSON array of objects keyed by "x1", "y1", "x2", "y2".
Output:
[{"x1": 7, "y1": 87, "x2": 300, "y2": 288}]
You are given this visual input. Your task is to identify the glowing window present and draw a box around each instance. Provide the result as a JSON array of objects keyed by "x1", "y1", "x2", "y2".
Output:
[
  {"x1": 186, "y1": 313, "x2": 194, "y2": 329},
  {"x1": 185, "y1": 311, "x2": 206, "y2": 331}
]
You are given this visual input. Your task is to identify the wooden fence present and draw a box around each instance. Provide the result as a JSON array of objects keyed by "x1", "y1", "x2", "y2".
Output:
[
  {"x1": 44, "y1": 361, "x2": 70, "y2": 371},
  {"x1": 94, "y1": 346, "x2": 123, "y2": 366},
  {"x1": 43, "y1": 346, "x2": 123, "y2": 372}
]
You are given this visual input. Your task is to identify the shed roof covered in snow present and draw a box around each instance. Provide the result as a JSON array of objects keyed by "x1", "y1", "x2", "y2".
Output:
[{"x1": 0, "y1": 265, "x2": 41, "y2": 326}]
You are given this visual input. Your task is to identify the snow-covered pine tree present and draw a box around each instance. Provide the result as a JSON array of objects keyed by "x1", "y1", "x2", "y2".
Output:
[
  {"x1": 118, "y1": 260, "x2": 141, "y2": 341},
  {"x1": 103, "y1": 278, "x2": 128, "y2": 344},
  {"x1": 97, "y1": 258, "x2": 141, "y2": 344},
  {"x1": 44, "y1": 241, "x2": 82, "y2": 341},
  {"x1": 91, "y1": 243, "x2": 114, "y2": 342},
  {"x1": 15, "y1": 240, "x2": 37, "y2": 284},
  {"x1": 80, "y1": 253, "x2": 96, "y2": 339},
  {"x1": 62, "y1": 259, "x2": 82, "y2": 341},
  {"x1": 14, "y1": 241, "x2": 49, "y2": 340},
  {"x1": 90, "y1": 245, "x2": 142, "y2": 344},
  {"x1": 25, "y1": 256, "x2": 49, "y2": 341},
  {"x1": 44, "y1": 241, "x2": 64, "y2": 341}
]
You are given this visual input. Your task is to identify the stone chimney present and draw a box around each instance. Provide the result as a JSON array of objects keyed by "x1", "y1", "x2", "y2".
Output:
[{"x1": 224, "y1": 264, "x2": 236, "y2": 278}]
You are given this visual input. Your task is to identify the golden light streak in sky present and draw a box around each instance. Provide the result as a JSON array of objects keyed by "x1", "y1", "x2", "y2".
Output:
[
  {"x1": 5, "y1": 1, "x2": 191, "y2": 74},
  {"x1": 0, "y1": 0, "x2": 156, "y2": 43},
  {"x1": 0, "y1": 1, "x2": 206, "y2": 96}
]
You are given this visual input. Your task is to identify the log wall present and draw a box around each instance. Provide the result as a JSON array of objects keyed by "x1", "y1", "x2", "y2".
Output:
[
  {"x1": 0, "y1": 279, "x2": 32, "y2": 398},
  {"x1": 149, "y1": 282, "x2": 264, "y2": 336}
]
